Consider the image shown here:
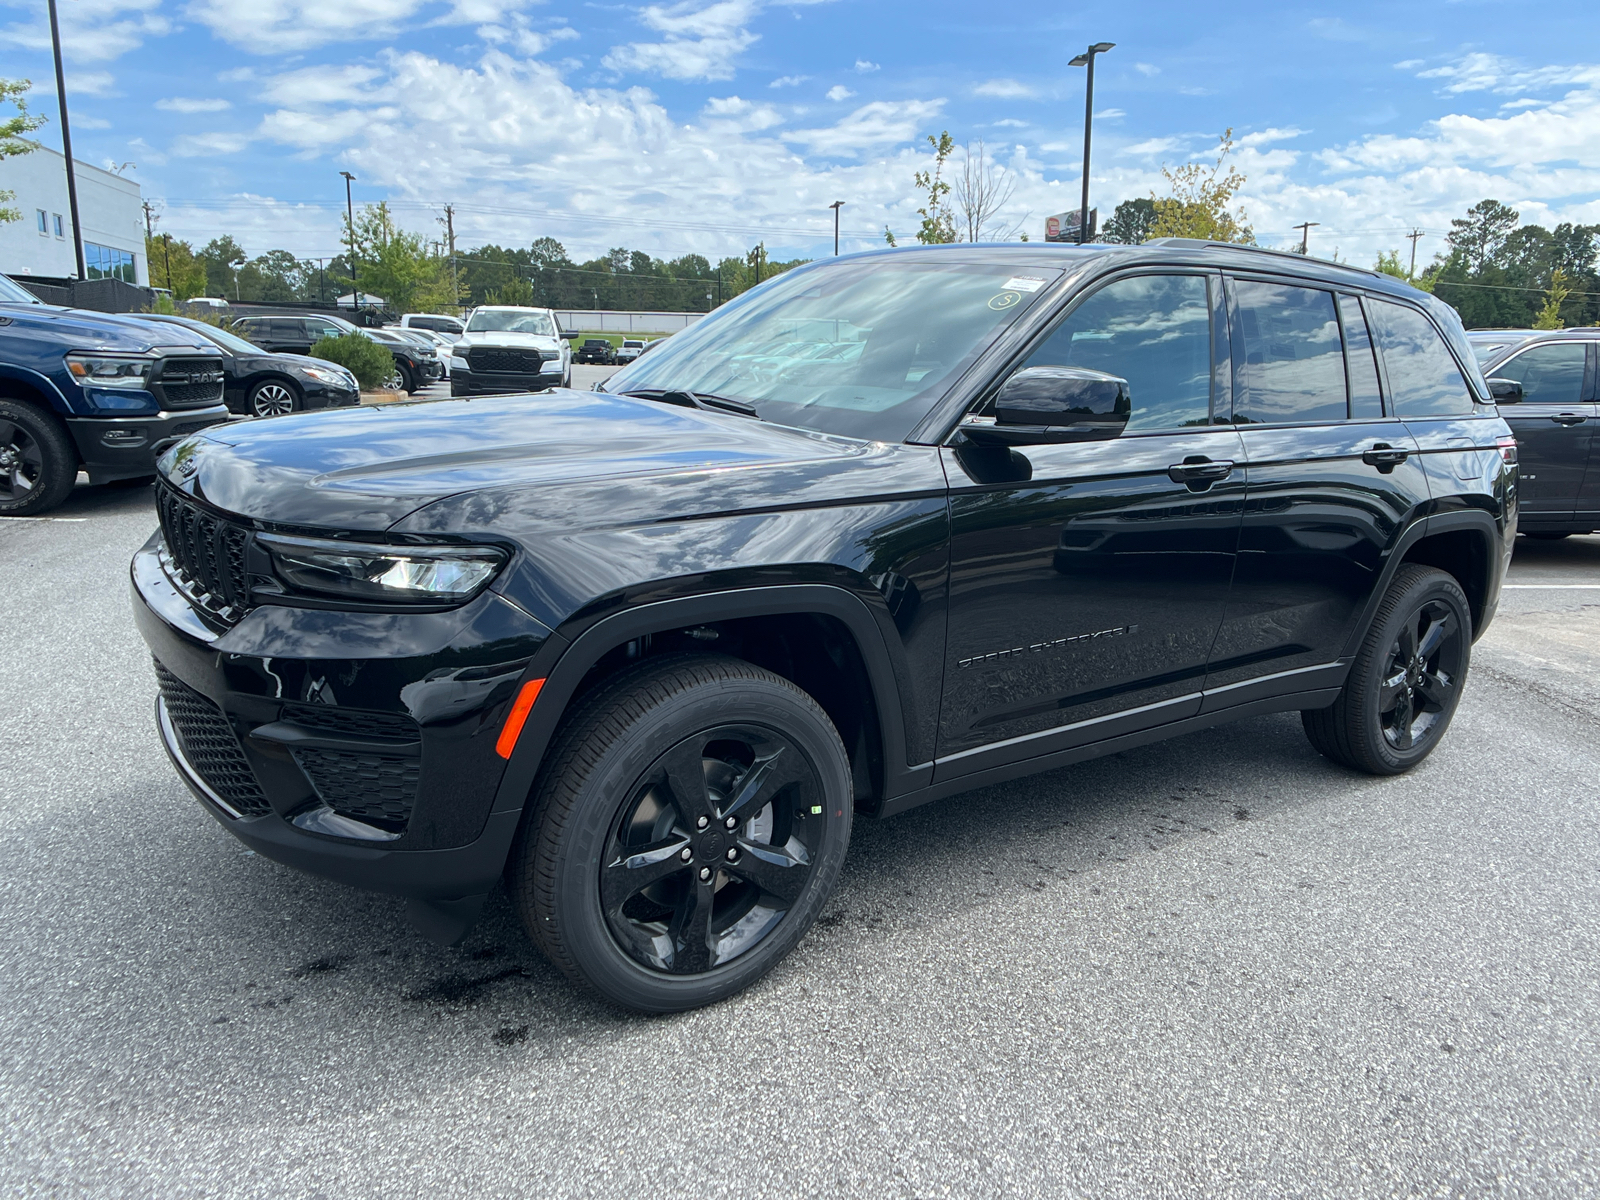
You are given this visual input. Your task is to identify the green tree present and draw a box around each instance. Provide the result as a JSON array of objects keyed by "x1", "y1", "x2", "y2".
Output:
[
  {"x1": 913, "y1": 131, "x2": 958, "y2": 244},
  {"x1": 1533, "y1": 268, "x2": 1571, "y2": 330},
  {"x1": 145, "y1": 233, "x2": 207, "y2": 300},
  {"x1": 196, "y1": 236, "x2": 246, "y2": 299},
  {"x1": 1101, "y1": 198, "x2": 1158, "y2": 245},
  {"x1": 1148, "y1": 130, "x2": 1253, "y2": 244},
  {"x1": 350, "y1": 202, "x2": 444, "y2": 313},
  {"x1": 486, "y1": 277, "x2": 535, "y2": 306},
  {"x1": 0, "y1": 78, "x2": 43, "y2": 223},
  {"x1": 1447, "y1": 200, "x2": 1519, "y2": 273}
]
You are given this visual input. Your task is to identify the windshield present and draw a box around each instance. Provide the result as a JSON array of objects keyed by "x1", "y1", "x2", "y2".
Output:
[
  {"x1": 181, "y1": 320, "x2": 260, "y2": 355},
  {"x1": 603, "y1": 257, "x2": 1060, "y2": 442},
  {"x1": 1471, "y1": 340, "x2": 1517, "y2": 364},
  {"x1": 467, "y1": 309, "x2": 557, "y2": 335},
  {"x1": 0, "y1": 274, "x2": 42, "y2": 304}
]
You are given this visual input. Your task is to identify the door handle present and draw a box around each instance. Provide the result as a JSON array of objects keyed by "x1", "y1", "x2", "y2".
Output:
[
  {"x1": 1168, "y1": 458, "x2": 1234, "y2": 484},
  {"x1": 1551, "y1": 413, "x2": 1587, "y2": 425},
  {"x1": 1362, "y1": 443, "x2": 1410, "y2": 471}
]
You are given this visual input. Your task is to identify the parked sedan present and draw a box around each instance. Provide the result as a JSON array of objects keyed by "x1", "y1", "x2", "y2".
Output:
[
  {"x1": 1481, "y1": 328, "x2": 1600, "y2": 537},
  {"x1": 135, "y1": 313, "x2": 359, "y2": 417}
]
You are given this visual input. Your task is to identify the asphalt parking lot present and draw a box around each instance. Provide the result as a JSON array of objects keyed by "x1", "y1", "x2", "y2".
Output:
[{"x1": 3, "y1": 466, "x2": 1599, "y2": 1196}]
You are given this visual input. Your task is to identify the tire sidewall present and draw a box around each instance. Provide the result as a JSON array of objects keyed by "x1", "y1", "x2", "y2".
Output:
[
  {"x1": 249, "y1": 379, "x2": 299, "y2": 418},
  {"x1": 545, "y1": 674, "x2": 852, "y2": 1012},
  {"x1": 0, "y1": 399, "x2": 75, "y2": 516}
]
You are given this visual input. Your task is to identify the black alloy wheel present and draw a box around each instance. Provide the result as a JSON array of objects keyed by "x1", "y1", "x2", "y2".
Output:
[
  {"x1": 0, "y1": 400, "x2": 75, "y2": 516},
  {"x1": 1303, "y1": 565, "x2": 1471, "y2": 775},
  {"x1": 248, "y1": 379, "x2": 299, "y2": 418},
  {"x1": 512, "y1": 655, "x2": 852, "y2": 1012}
]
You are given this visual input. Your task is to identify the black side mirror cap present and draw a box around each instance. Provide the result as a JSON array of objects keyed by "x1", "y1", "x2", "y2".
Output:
[
  {"x1": 561, "y1": 330, "x2": 580, "y2": 341},
  {"x1": 962, "y1": 366, "x2": 1132, "y2": 446},
  {"x1": 1488, "y1": 377, "x2": 1523, "y2": 403}
]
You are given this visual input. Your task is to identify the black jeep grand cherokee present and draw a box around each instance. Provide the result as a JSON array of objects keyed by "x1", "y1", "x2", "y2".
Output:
[{"x1": 133, "y1": 242, "x2": 1515, "y2": 1012}]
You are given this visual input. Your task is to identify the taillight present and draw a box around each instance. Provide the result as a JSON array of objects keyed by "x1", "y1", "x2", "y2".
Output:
[{"x1": 1497, "y1": 436, "x2": 1517, "y2": 465}]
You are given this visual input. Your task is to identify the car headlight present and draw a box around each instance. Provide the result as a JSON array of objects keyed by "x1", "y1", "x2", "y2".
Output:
[
  {"x1": 257, "y1": 533, "x2": 508, "y2": 604},
  {"x1": 449, "y1": 355, "x2": 469, "y2": 371},
  {"x1": 299, "y1": 366, "x2": 354, "y2": 387},
  {"x1": 65, "y1": 353, "x2": 154, "y2": 389}
]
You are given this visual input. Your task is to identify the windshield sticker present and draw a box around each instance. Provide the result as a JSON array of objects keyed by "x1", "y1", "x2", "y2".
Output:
[
  {"x1": 987, "y1": 291, "x2": 1021, "y2": 311},
  {"x1": 1002, "y1": 276, "x2": 1047, "y2": 293}
]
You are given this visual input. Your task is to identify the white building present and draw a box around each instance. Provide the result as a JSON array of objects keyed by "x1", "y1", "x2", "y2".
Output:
[{"x1": 0, "y1": 145, "x2": 146, "y2": 285}]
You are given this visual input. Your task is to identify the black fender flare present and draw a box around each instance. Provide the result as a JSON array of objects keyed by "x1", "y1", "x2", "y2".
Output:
[
  {"x1": 0, "y1": 363, "x2": 73, "y2": 412},
  {"x1": 487, "y1": 584, "x2": 930, "y2": 820}
]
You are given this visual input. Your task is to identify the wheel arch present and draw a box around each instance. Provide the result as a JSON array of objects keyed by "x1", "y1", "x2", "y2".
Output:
[
  {"x1": 489, "y1": 585, "x2": 927, "y2": 823},
  {"x1": 1342, "y1": 511, "x2": 1501, "y2": 656}
]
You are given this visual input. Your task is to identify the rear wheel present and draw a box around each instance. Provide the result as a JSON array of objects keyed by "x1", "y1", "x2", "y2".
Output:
[
  {"x1": 0, "y1": 399, "x2": 76, "y2": 516},
  {"x1": 248, "y1": 379, "x2": 300, "y2": 418},
  {"x1": 1303, "y1": 565, "x2": 1470, "y2": 775},
  {"x1": 511, "y1": 656, "x2": 852, "y2": 1012}
]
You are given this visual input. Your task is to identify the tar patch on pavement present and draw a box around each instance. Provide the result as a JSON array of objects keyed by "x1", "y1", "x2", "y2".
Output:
[
  {"x1": 404, "y1": 967, "x2": 531, "y2": 1005},
  {"x1": 492, "y1": 1025, "x2": 530, "y2": 1046},
  {"x1": 288, "y1": 955, "x2": 353, "y2": 978}
]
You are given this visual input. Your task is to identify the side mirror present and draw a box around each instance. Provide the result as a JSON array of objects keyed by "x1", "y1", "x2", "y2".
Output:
[
  {"x1": 1488, "y1": 377, "x2": 1523, "y2": 403},
  {"x1": 561, "y1": 330, "x2": 580, "y2": 341},
  {"x1": 962, "y1": 366, "x2": 1132, "y2": 446}
]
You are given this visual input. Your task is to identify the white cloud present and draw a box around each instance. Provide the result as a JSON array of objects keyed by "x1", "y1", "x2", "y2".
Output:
[
  {"x1": 1095, "y1": 107, "x2": 1125, "y2": 120},
  {"x1": 825, "y1": 85, "x2": 854, "y2": 101},
  {"x1": 854, "y1": 59, "x2": 878, "y2": 73},
  {"x1": 170, "y1": 131, "x2": 252, "y2": 157},
  {"x1": 769, "y1": 74, "x2": 807, "y2": 88},
  {"x1": 156, "y1": 98, "x2": 234, "y2": 113},
  {"x1": 259, "y1": 65, "x2": 386, "y2": 106},
  {"x1": 1122, "y1": 136, "x2": 1184, "y2": 156},
  {"x1": 1416, "y1": 52, "x2": 1600, "y2": 97},
  {"x1": 186, "y1": 0, "x2": 543, "y2": 54},
  {"x1": 1134, "y1": 62, "x2": 1159, "y2": 77},
  {"x1": 991, "y1": 118, "x2": 1026, "y2": 128},
  {"x1": 603, "y1": 0, "x2": 761, "y2": 81},
  {"x1": 1394, "y1": 59, "x2": 1424, "y2": 70},
  {"x1": 68, "y1": 71, "x2": 118, "y2": 97},
  {"x1": 973, "y1": 78, "x2": 1034, "y2": 99},
  {"x1": 1237, "y1": 126, "x2": 1305, "y2": 148},
  {"x1": 0, "y1": 0, "x2": 167, "y2": 63},
  {"x1": 786, "y1": 99, "x2": 944, "y2": 154}
]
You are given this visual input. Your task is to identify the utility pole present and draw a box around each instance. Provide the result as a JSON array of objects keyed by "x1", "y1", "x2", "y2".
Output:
[
  {"x1": 440, "y1": 204, "x2": 459, "y2": 306},
  {"x1": 46, "y1": 0, "x2": 86, "y2": 280},
  {"x1": 1294, "y1": 221, "x2": 1319, "y2": 254},
  {"x1": 340, "y1": 171, "x2": 360, "y2": 310},
  {"x1": 1406, "y1": 229, "x2": 1425, "y2": 280},
  {"x1": 830, "y1": 200, "x2": 845, "y2": 255},
  {"x1": 142, "y1": 200, "x2": 156, "y2": 240},
  {"x1": 160, "y1": 233, "x2": 172, "y2": 292},
  {"x1": 1068, "y1": 42, "x2": 1114, "y2": 244}
]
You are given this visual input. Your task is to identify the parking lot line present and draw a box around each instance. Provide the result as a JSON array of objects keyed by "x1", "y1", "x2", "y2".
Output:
[{"x1": 1502, "y1": 583, "x2": 1600, "y2": 589}]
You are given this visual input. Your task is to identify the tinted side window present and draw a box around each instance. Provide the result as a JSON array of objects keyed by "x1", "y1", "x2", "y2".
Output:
[
  {"x1": 1230, "y1": 280, "x2": 1346, "y2": 424},
  {"x1": 1339, "y1": 294, "x2": 1384, "y2": 419},
  {"x1": 1489, "y1": 343, "x2": 1586, "y2": 406},
  {"x1": 1020, "y1": 273, "x2": 1211, "y2": 431},
  {"x1": 1367, "y1": 300, "x2": 1474, "y2": 417}
]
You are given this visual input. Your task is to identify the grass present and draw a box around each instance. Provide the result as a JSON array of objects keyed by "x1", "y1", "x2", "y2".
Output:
[{"x1": 569, "y1": 330, "x2": 675, "y2": 350}]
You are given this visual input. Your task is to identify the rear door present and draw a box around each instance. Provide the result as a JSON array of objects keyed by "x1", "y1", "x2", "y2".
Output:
[
  {"x1": 1204, "y1": 280, "x2": 1432, "y2": 708},
  {"x1": 1482, "y1": 340, "x2": 1594, "y2": 524}
]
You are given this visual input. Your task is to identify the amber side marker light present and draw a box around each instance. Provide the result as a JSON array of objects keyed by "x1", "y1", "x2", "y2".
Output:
[{"x1": 496, "y1": 678, "x2": 546, "y2": 759}]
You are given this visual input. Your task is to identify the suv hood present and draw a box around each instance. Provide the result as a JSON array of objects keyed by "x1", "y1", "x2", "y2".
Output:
[
  {"x1": 162, "y1": 390, "x2": 881, "y2": 530},
  {"x1": 458, "y1": 331, "x2": 560, "y2": 352}
]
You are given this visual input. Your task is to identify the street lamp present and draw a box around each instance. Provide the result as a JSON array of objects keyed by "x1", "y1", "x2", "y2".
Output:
[
  {"x1": 829, "y1": 200, "x2": 845, "y2": 256},
  {"x1": 1068, "y1": 41, "x2": 1115, "y2": 245},
  {"x1": 340, "y1": 170, "x2": 359, "y2": 310}
]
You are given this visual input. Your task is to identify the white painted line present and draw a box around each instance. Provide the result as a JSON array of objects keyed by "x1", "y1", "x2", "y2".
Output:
[
  {"x1": 0, "y1": 516, "x2": 88, "y2": 522},
  {"x1": 1503, "y1": 584, "x2": 1600, "y2": 589}
]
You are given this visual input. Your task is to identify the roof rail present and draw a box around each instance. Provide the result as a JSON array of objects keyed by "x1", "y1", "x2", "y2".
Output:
[{"x1": 1143, "y1": 238, "x2": 1383, "y2": 279}]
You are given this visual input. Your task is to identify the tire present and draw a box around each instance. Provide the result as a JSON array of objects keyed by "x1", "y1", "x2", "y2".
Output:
[
  {"x1": 1302, "y1": 565, "x2": 1471, "y2": 775},
  {"x1": 247, "y1": 378, "x2": 300, "y2": 418},
  {"x1": 510, "y1": 655, "x2": 853, "y2": 1013},
  {"x1": 562, "y1": 368, "x2": 572, "y2": 389},
  {"x1": 0, "y1": 399, "x2": 77, "y2": 516},
  {"x1": 384, "y1": 364, "x2": 406, "y2": 392},
  {"x1": 397, "y1": 363, "x2": 418, "y2": 394}
]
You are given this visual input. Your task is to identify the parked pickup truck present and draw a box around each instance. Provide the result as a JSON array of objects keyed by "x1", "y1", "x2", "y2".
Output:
[{"x1": 0, "y1": 273, "x2": 229, "y2": 515}]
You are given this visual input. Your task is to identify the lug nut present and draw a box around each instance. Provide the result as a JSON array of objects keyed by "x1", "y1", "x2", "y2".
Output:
[
  {"x1": 725, "y1": 816, "x2": 738, "y2": 830},
  {"x1": 696, "y1": 815, "x2": 709, "y2": 830},
  {"x1": 679, "y1": 847, "x2": 693, "y2": 862},
  {"x1": 698, "y1": 866, "x2": 712, "y2": 882},
  {"x1": 726, "y1": 847, "x2": 739, "y2": 862}
]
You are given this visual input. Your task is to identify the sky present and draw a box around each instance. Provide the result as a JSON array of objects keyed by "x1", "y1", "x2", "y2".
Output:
[{"x1": 0, "y1": 0, "x2": 1596, "y2": 270}]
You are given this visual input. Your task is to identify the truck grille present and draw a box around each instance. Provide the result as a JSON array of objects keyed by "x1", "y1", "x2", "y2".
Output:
[
  {"x1": 468, "y1": 348, "x2": 550, "y2": 374},
  {"x1": 155, "y1": 483, "x2": 252, "y2": 619},
  {"x1": 154, "y1": 662, "x2": 270, "y2": 817},
  {"x1": 154, "y1": 358, "x2": 226, "y2": 408}
]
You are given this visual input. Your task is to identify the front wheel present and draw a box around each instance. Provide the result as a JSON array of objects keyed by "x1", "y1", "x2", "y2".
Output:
[
  {"x1": 1302, "y1": 565, "x2": 1471, "y2": 775},
  {"x1": 511, "y1": 656, "x2": 852, "y2": 1012},
  {"x1": 248, "y1": 379, "x2": 300, "y2": 418},
  {"x1": 397, "y1": 363, "x2": 418, "y2": 394},
  {"x1": 0, "y1": 399, "x2": 77, "y2": 516}
]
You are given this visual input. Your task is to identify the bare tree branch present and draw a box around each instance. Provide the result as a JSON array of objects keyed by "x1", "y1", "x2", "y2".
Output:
[{"x1": 953, "y1": 140, "x2": 1029, "y2": 242}]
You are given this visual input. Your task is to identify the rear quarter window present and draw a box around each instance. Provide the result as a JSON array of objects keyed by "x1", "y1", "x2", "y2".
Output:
[{"x1": 1367, "y1": 299, "x2": 1475, "y2": 417}]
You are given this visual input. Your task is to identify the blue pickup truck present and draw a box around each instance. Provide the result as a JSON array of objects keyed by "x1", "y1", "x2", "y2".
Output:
[{"x1": 0, "y1": 273, "x2": 229, "y2": 515}]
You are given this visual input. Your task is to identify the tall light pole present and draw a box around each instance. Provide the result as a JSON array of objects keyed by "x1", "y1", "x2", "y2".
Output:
[
  {"x1": 1068, "y1": 41, "x2": 1115, "y2": 245},
  {"x1": 829, "y1": 200, "x2": 845, "y2": 255},
  {"x1": 46, "y1": 0, "x2": 85, "y2": 280},
  {"x1": 340, "y1": 170, "x2": 359, "y2": 310}
]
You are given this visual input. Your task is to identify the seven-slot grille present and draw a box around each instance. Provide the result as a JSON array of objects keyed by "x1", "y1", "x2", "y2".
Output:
[
  {"x1": 155, "y1": 483, "x2": 252, "y2": 618},
  {"x1": 154, "y1": 661, "x2": 270, "y2": 817},
  {"x1": 153, "y1": 357, "x2": 226, "y2": 408},
  {"x1": 467, "y1": 347, "x2": 551, "y2": 374}
]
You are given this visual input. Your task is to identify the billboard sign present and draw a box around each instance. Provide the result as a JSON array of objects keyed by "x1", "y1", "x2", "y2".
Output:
[{"x1": 1045, "y1": 208, "x2": 1097, "y2": 243}]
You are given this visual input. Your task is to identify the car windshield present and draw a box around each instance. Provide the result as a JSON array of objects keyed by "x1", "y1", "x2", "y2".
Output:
[
  {"x1": 1472, "y1": 340, "x2": 1519, "y2": 364},
  {"x1": 604, "y1": 256, "x2": 1061, "y2": 442},
  {"x1": 467, "y1": 310, "x2": 557, "y2": 335},
  {"x1": 0, "y1": 274, "x2": 42, "y2": 304},
  {"x1": 178, "y1": 320, "x2": 260, "y2": 355}
]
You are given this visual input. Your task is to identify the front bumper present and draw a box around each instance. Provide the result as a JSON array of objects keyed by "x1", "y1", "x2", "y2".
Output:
[
  {"x1": 450, "y1": 366, "x2": 562, "y2": 397},
  {"x1": 66, "y1": 406, "x2": 231, "y2": 483},
  {"x1": 131, "y1": 531, "x2": 557, "y2": 903}
]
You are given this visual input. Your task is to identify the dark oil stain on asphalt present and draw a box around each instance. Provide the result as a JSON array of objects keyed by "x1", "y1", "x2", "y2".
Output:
[
  {"x1": 289, "y1": 955, "x2": 353, "y2": 978},
  {"x1": 492, "y1": 1024, "x2": 530, "y2": 1045},
  {"x1": 405, "y1": 967, "x2": 531, "y2": 1005}
]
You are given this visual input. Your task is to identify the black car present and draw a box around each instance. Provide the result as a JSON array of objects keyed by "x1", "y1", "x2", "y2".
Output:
[
  {"x1": 231, "y1": 313, "x2": 431, "y2": 394},
  {"x1": 364, "y1": 327, "x2": 441, "y2": 388},
  {"x1": 136, "y1": 314, "x2": 359, "y2": 418},
  {"x1": 575, "y1": 337, "x2": 615, "y2": 364},
  {"x1": 1474, "y1": 328, "x2": 1600, "y2": 537},
  {"x1": 135, "y1": 241, "x2": 1514, "y2": 1013}
]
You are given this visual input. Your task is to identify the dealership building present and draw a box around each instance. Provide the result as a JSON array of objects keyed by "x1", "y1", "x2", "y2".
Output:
[{"x1": 0, "y1": 145, "x2": 146, "y2": 285}]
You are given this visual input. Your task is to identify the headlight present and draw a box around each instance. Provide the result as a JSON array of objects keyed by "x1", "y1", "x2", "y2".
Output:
[
  {"x1": 257, "y1": 533, "x2": 507, "y2": 604},
  {"x1": 449, "y1": 355, "x2": 469, "y2": 371},
  {"x1": 300, "y1": 366, "x2": 353, "y2": 387},
  {"x1": 65, "y1": 353, "x2": 154, "y2": 389}
]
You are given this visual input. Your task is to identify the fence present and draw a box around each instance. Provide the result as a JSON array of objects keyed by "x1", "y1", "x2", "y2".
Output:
[
  {"x1": 16, "y1": 276, "x2": 154, "y2": 313},
  {"x1": 554, "y1": 310, "x2": 707, "y2": 334}
]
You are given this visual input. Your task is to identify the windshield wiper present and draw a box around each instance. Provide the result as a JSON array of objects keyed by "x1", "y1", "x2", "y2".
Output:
[{"x1": 619, "y1": 388, "x2": 760, "y2": 419}]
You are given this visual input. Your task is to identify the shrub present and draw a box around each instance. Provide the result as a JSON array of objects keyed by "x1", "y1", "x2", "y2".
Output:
[{"x1": 310, "y1": 333, "x2": 393, "y2": 389}]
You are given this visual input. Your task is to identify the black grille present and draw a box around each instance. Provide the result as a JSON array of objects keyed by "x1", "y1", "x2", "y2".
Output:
[
  {"x1": 155, "y1": 358, "x2": 225, "y2": 408},
  {"x1": 280, "y1": 703, "x2": 420, "y2": 742},
  {"x1": 154, "y1": 662, "x2": 270, "y2": 817},
  {"x1": 468, "y1": 348, "x2": 550, "y2": 375},
  {"x1": 155, "y1": 483, "x2": 252, "y2": 618},
  {"x1": 292, "y1": 748, "x2": 419, "y2": 830}
]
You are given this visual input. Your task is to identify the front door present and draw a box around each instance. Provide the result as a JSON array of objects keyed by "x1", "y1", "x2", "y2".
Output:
[
  {"x1": 938, "y1": 271, "x2": 1245, "y2": 781},
  {"x1": 1485, "y1": 341, "x2": 1594, "y2": 524}
]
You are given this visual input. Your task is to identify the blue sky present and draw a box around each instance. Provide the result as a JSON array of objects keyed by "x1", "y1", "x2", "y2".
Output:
[{"x1": 1, "y1": 0, "x2": 1596, "y2": 268}]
